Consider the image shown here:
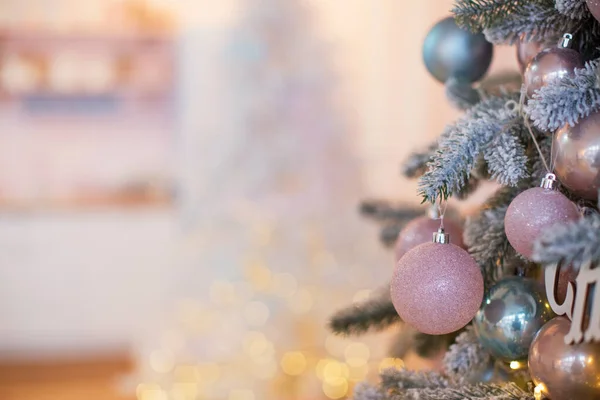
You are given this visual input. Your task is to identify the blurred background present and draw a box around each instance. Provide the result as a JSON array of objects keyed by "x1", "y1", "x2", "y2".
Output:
[{"x1": 0, "y1": 1, "x2": 515, "y2": 399}]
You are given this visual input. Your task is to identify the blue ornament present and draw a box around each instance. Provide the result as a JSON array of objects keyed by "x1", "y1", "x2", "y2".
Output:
[
  {"x1": 473, "y1": 277, "x2": 554, "y2": 361},
  {"x1": 422, "y1": 17, "x2": 493, "y2": 83}
]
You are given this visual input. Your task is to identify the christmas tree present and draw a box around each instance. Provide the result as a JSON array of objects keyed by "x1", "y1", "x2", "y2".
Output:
[{"x1": 330, "y1": 1, "x2": 600, "y2": 399}]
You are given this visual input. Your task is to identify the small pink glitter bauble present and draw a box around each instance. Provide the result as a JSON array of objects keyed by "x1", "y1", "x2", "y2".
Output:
[
  {"x1": 505, "y1": 187, "x2": 579, "y2": 259},
  {"x1": 394, "y1": 216, "x2": 464, "y2": 263},
  {"x1": 587, "y1": 0, "x2": 600, "y2": 23},
  {"x1": 391, "y1": 242, "x2": 484, "y2": 335}
]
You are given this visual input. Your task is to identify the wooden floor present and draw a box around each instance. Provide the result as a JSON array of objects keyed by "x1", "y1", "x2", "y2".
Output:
[{"x1": 0, "y1": 354, "x2": 136, "y2": 400}]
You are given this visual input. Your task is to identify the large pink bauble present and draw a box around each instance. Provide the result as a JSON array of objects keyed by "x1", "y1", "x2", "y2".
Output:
[
  {"x1": 587, "y1": 0, "x2": 600, "y2": 23},
  {"x1": 391, "y1": 242, "x2": 484, "y2": 335},
  {"x1": 394, "y1": 216, "x2": 464, "y2": 263},
  {"x1": 504, "y1": 187, "x2": 579, "y2": 259},
  {"x1": 529, "y1": 317, "x2": 600, "y2": 400},
  {"x1": 553, "y1": 110, "x2": 600, "y2": 201},
  {"x1": 523, "y1": 46, "x2": 583, "y2": 97}
]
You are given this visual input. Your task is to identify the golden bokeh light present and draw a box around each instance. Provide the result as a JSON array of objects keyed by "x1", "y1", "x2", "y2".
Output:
[
  {"x1": 228, "y1": 389, "x2": 256, "y2": 400},
  {"x1": 352, "y1": 289, "x2": 372, "y2": 303},
  {"x1": 344, "y1": 342, "x2": 370, "y2": 367},
  {"x1": 169, "y1": 383, "x2": 198, "y2": 400},
  {"x1": 322, "y1": 360, "x2": 350, "y2": 382},
  {"x1": 379, "y1": 357, "x2": 405, "y2": 372},
  {"x1": 243, "y1": 331, "x2": 272, "y2": 358},
  {"x1": 137, "y1": 384, "x2": 168, "y2": 400},
  {"x1": 281, "y1": 351, "x2": 307, "y2": 376},
  {"x1": 149, "y1": 350, "x2": 175, "y2": 373},
  {"x1": 243, "y1": 301, "x2": 270, "y2": 327},
  {"x1": 209, "y1": 280, "x2": 237, "y2": 305},
  {"x1": 244, "y1": 260, "x2": 272, "y2": 291},
  {"x1": 509, "y1": 361, "x2": 522, "y2": 370},
  {"x1": 271, "y1": 272, "x2": 298, "y2": 298},
  {"x1": 322, "y1": 377, "x2": 349, "y2": 399},
  {"x1": 288, "y1": 288, "x2": 313, "y2": 314}
]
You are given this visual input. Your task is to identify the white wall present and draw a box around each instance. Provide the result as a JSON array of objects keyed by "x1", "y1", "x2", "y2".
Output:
[{"x1": 0, "y1": 210, "x2": 175, "y2": 357}]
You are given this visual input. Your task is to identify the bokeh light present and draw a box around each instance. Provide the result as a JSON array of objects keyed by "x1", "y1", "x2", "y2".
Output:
[
  {"x1": 379, "y1": 357, "x2": 405, "y2": 372},
  {"x1": 244, "y1": 259, "x2": 272, "y2": 291},
  {"x1": 322, "y1": 377, "x2": 348, "y2": 399},
  {"x1": 280, "y1": 351, "x2": 307, "y2": 376},
  {"x1": 149, "y1": 350, "x2": 175, "y2": 373},
  {"x1": 324, "y1": 334, "x2": 348, "y2": 357},
  {"x1": 137, "y1": 384, "x2": 168, "y2": 400}
]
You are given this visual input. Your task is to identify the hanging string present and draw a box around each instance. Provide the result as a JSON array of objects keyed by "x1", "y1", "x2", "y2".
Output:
[
  {"x1": 437, "y1": 197, "x2": 449, "y2": 231},
  {"x1": 518, "y1": 86, "x2": 552, "y2": 174}
]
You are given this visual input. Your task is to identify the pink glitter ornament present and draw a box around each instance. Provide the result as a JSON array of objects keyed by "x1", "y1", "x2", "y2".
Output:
[
  {"x1": 391, "y1": 229, "x2": 484, "y2": 335},
  {"x1": 523, "y1": 34, "x2": 583, "y2": 98},
  {"x1": 505, "y1": 174, "x2": 580, "y2": 259},
  {"x1": 587, "y1": 0, "x2": 600, "y2": 23},
  {"x1": 394, "y1": 216, "x2": 464, "y2": 263}
]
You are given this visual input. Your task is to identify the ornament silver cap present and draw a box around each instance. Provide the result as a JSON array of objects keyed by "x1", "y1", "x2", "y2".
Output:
[
  {"x1": 540, "y1": 173, "x2": 557, "y2": 190},
  {"x1": 433, "y1": 228, "x2": 450, "y2": 244},
  {"x1": 560, "y1": 33, "x2": 573, "y2": 49}
]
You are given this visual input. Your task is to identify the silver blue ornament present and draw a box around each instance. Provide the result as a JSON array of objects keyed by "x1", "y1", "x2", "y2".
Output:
[
  {"x1": 473, "y1": 277, "x2": 554, "y2": 361},
  {"x1": 422, "y1": 17, "x2": 493, "y2": 83}
]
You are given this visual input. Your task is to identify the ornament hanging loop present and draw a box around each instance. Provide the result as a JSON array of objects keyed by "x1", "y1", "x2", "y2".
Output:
[
  {"x1": 560, "y1": 33, "x2": 573, "y2": 49},
  {"x1": 540, "y1": 173, "x2": 557, "y2": 190},
  {"x1": 433, "y1": 228, "x2": 450, "y2": 244}
]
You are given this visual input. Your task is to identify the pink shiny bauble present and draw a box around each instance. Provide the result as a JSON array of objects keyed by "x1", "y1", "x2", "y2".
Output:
[
  {"x1": 516, "y1": 39, "x2": 550, "y2": 72},
  {"x1": 391, "y1": 242, "x2": 484, "y2": 335},
  {"x1": 394, "y1": 216, "x2": 464, "y2": 263},
  {"x1": 553, "y1": 110, "x2": 600, "y2": 201},
  {"x1": 529, "y1": 317, "x2": 600, "y2": 400},
  {"x1": 504, "y1": 187, "x2": 579, "y2": 259},
  {"x1": 587, "y1": 0, "x2": 600, "y2": 23},
  {"x1": 524, "y1": 47, "x2": 583, "y2": 97}
]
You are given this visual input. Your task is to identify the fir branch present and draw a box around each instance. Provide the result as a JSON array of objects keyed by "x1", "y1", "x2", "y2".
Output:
[
  {"x1": 402, "y1": 143, "x2": 438, "y2": 179},
  {"x1": 483, "y1": 2, "x2": 573, "y2": 44},
  {"x1": 379, "y1": 222, "x2": 404, "y2": 248},
  {"x1": 418, "y1": 94, "x2": 519, "y2": 203},
  {"x1": 404, "y1": 383, "x2": 534, "y2": 400},
  {"x1": 414, "y1": 331, "x2": 460, "y2": 359},
  {"x1": 443, "y1": 326, "x2": 492, "y2": 382},
  {"x1": 328, "y1": 288, "x2": 399, "y2": 335},
  {"x1": 556, "y1": 0, "x2": 590, "y2": 20},
  {"x1": 445, "y1": 78, "x2": 482, "y2": 110},
  {"x1": 387, "y1": 328, "x2": 415, "y2": 359},
  {"x1": 527, "y1": 59, "x2": 600, "y2": 131},
  {"x1": 483, "y1": 128, "x2": 529, "y2": 186},
  {"x1": 380, "y1": 368, "x2": 450, "y2": 392},
  {"x1": 452, "y1": 0, "x2": 527, "y2": 32},
  {"x1": 359, "y1": 200, "x2": 422, "y2": 222},
  {"x1": 464, "y1": 186, "x2": 522, "y2": 289},
  {"x1": 533, "y1": 212, "x2": 600, "y2": 271},
  {"x1": 353, "y1": 383, "x2": 385, "y2": 400}
]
